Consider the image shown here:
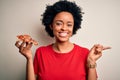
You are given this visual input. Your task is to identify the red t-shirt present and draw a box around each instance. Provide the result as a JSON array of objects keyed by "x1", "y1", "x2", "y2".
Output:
[{"x1": 33, "y1": 44, "x2": 89, "y2": 80}]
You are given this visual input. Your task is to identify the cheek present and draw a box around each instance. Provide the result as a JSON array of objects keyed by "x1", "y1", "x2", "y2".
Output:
[
  {"x1": 70, "y1": 27, "x2": 74, "y2": 33},
  {"x1": 68, "y1": 28, "x2": 73, "y2": 36},
  {"x1": 53, "y1": 26, "x2": 61, "y2": 32},
  {"x1": 52, "y1": 27, "x2": 60, "y2": 35},
  {"x1": 70, "y1": 28, "x2": 74, "y2": 35}
]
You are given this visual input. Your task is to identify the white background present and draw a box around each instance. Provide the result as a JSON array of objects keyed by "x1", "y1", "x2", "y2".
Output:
[{"x1": 0, "y1": 0, "x2": 120, "y2": 80}]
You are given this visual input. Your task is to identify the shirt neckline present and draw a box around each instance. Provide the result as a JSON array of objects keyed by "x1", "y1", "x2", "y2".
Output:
[{"x1": 49, "y1": 43, "x2": 76, "y2": 55}]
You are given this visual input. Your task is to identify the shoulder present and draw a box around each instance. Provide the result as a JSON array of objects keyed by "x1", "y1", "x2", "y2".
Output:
[
  {"x1": 36, "y1": 44, "x2": 52, "y2": 51},
  {"x1": 35, "y1": 44, "x2": 52, "y2": 54},
  {"x1": 74, "y1": 44, "x2": 89, "y2": 52},
  {"x1": 74, "y1": 44, "x2": 89, "y2": 57}
]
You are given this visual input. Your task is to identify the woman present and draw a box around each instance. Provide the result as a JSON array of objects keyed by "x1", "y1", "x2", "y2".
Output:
[{"x1": 15, "y1": 0, "x2": 111, "y2": 80}]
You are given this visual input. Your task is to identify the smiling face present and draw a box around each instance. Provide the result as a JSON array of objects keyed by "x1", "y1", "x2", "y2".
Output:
[{"x1": 51, "y1": 11, "x2": 74, "y2": 43}]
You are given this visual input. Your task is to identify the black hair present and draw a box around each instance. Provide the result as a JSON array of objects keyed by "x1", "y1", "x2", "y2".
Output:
[{"x1": 42, "y1": 0, "x2": 83, "y2": 37}]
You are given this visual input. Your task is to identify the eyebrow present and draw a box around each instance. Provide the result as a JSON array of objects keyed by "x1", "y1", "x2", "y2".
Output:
[{"x1": 55, "y1": 20, "x2": 73, "y2": 23}]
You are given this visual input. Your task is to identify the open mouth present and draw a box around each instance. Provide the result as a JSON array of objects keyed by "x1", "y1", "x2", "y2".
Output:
[{"x1": 59, "y1": 32, "x2": 68, "y2": 37}]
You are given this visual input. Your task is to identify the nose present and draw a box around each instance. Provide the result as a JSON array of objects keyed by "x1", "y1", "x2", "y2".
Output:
[{"x1": 61, "y1": 25, "x2": 67, "y2": 31}]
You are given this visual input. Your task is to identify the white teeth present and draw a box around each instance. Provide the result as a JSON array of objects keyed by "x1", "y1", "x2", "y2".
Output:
[{"x1": 59, "y1": 32, "x2": 67, "y2": 37}]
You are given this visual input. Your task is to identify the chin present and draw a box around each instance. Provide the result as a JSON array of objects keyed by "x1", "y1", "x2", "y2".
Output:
[{"x1": 56, "y1": 37, "x2": 70, "y2": 42}]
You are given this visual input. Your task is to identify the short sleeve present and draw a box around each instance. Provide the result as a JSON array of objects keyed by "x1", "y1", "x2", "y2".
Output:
[{"x1": 33, "y1": 49, "x2": 39, "y2": 75}]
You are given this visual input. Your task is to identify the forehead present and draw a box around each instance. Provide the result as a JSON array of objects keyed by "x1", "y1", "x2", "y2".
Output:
[{"x1": 53, "y1": 12, "x2": 74, "y2": 22}]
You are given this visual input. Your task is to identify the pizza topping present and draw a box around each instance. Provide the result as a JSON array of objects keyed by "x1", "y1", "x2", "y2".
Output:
[{"x1": 17, "y1": 34, "x2": 38, "y2": 45}]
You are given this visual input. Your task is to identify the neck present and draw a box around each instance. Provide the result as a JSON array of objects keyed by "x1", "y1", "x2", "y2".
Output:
[{"x1": 53, "y1": 41, "x2": 74, "y2": 53}]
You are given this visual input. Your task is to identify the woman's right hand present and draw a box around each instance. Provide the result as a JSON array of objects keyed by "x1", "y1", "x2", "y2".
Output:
[{"x1": 15, "y1": 41, "x2": 33, "y2": 60}]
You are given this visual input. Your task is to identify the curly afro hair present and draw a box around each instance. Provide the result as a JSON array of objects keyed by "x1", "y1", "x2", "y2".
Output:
[{"x1": 42, "y1": 0, "x2": 83, "y2": 37}]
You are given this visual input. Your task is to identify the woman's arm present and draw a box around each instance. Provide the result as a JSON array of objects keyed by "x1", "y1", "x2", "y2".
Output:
[
  {"x1": 87, "y1": 44, "x2": 111, "y2": 80},
  {"x1": 15, "y1": 41, "x2": 36, "y2": 80},
  {"x1": 87, "y1": 57, "x2": 97, "y2": 80},
  {"x1": 87, "y1": 68, "x2": 97, "y2": 80},
  {"x1": 26, "y1": 58, "x2": 36, "y2": 80}
]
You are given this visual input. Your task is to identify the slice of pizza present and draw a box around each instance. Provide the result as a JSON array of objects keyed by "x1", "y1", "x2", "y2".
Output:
[{"x1": 17, "y1": 34, "x2": 38, "y2": 45}]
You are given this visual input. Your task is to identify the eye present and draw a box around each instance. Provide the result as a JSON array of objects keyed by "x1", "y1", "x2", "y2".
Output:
[
  {"x1": 67, "y1": 24, "x2": 73, "y2": 27},
  {"x1": 55, "y1": 22, "x2": 62, "y2": 26}
]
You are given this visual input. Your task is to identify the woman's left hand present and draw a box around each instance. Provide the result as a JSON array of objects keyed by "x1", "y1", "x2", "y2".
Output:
[{"x1": 87, "y1": 44, "x2": 111, "y2": 64}]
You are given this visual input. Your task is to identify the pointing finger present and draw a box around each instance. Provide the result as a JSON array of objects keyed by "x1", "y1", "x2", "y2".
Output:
[{"x1": 103, "y1": 46, "x2": 111, "y2": 50}]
